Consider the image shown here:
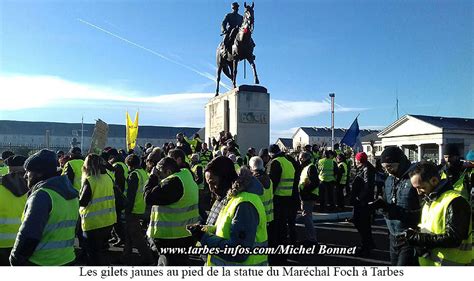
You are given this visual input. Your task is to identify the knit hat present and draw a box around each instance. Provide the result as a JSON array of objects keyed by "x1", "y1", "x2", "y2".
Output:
[
  {"x1": 444, "y1": 144, "x2": 460, "y2": 156},
  {"x1": 355, "y1": 152, "x2": 368, "y2": 163},
  {"x1": 1, "y1": 151, "x2": 14, "y2": 161},
  {"x1": 24, "y1": 149, "x2": 58, "y2": 175},
  {"x1": 380, "y1": 146, "x2": 405, "y2": 164},
  {"x1": 69, "y1": 147, "x2": 82, "y2": 155},
  {"x1": 5, "y1": 155, "x2": 27, "y2": 167},
  {"x1": 466, "y1": 150, "x2": 474, "y2": 161}
]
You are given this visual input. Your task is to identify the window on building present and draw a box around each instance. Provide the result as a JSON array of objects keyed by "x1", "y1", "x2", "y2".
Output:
[{"x1": 367, "y1": 146, "x2": 371, "y2": 152}]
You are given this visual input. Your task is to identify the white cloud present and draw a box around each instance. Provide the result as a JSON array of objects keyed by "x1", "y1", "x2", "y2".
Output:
[
  {"x1": 1, "y1": 74, "x2": 367, "y2": 134},
  {"x1": 0, "y1": 74, "x2": 213, "y2": 111}
]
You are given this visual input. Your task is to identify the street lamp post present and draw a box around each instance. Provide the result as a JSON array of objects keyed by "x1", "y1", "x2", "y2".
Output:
[{"x1": 329, "y1": 93, "x2": 335, "y2": 150}]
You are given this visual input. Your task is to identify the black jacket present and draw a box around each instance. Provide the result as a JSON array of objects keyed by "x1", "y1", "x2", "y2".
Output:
[
  {"x1": 351, "y1": 162, "x2": 375, "y2": 205},
  {"x1": 406, "y1": 181, "x2": 471, "y2": 250}
]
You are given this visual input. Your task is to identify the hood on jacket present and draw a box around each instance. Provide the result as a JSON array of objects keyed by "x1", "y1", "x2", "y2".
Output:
[
  {"x1": 245, "y1": 175, "x2": 263, "y2": 196},
  {"x1": 32, "y1": 175, "x2": 78, "y2": 200},
  {"x1": 0, "y1": 172, "x2": 29, "y2": 197}
]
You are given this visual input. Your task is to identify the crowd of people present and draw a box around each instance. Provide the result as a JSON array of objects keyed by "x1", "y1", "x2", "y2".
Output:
[{"x1": 0, "y1": 131, "x2": 472, "y2": 266}]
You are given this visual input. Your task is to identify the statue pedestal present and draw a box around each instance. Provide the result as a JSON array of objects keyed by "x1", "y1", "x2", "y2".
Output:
[{"x1": 205, "y1": 85, "x2": 270, "y2": 152}]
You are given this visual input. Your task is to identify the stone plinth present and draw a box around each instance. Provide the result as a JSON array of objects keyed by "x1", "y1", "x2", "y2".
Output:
[{"x1": 205, "y1": 85, "x2": 270, "y2": 152}]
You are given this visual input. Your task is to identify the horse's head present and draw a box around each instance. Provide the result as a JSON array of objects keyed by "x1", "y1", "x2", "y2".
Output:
[{"x1": 242, "y1": 2, "x2": 254, "y2": 34}]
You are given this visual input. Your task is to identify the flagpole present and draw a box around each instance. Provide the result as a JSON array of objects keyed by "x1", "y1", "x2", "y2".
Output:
[
  {"x1": 81, "y1": 115, "x2": 84, "y2": 152},
  {"x1": 329, "y1": 93, "x2": 335, "y2": 150}
]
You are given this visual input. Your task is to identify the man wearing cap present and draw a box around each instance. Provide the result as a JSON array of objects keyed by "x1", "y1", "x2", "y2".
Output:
[
  {"x1": 369, "y1": 146, "x2": 421, "y2": 265},
  {"x1": 267, "y1": 144, "x2": 296, "y2": 265},
  {"x1": 351, "y1": 152, "x2": 375, "y2": 256},
  {"x1": 0, "y1": 151, "x2": 14, "y2": 177},
  {"x1": 0, "y1": 156, "x2": 28, "y2": 265},
  {"x1": 62, "y1": 147, "x2": 84, "y2": 192},
  {"x1": 10, "y1": 149, "x2": 79, "y2": 266},
  {"x1": 221, "y1": 2, "x2": 243, "y2": 56},
  {"x1": 440, "y1": 144, "x2": 470, "y2": 202},
  {"x1": 403, "y1": 162, "x2": 472, "y2": 266}
]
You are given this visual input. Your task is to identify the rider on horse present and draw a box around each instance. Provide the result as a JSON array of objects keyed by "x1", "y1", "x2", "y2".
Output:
[{"x1": 221, "y1": 2, "x2": 243, "y2": 58}]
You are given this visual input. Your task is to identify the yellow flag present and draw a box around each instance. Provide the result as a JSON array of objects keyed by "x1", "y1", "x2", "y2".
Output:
[{"x1": 126, "y1": 111, "x2": 139, "y2": 150}]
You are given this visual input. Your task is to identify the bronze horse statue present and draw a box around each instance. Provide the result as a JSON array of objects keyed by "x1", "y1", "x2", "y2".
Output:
[{"x1": 215, "y1": 2, "x2": 259, "y2": 96}]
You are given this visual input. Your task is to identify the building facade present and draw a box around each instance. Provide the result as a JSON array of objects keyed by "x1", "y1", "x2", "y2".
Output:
[
  {"x1": 0, "y1": 120, "x2": 202, "y2": 154},
  {"x1": 378, "y1": 115, "x2": 474, "y2": 163}
]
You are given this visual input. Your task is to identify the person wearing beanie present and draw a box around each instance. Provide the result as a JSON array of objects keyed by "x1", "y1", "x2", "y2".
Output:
[
  {"x1": 0, "y1": 151, "x2": 14, "y2": 177},
  {"x1": 62, "y1": 147, "x2": 84, "y2": 192},
  {"x1": 440, "y1": 144, "x2": 470, "y2": 201},
  {"x1": 317, "y1": 150, "x2": 339, "y2": 212},
  {"x1": 369, "y1": 146, "x2": 420, "y2": 265},
  {"x1": 350, "y1": 152, "x2": 375, "y2": 257},
  {"x1": 0, "y1": 156, "x2": 28, "y2": 265},
  {"x1": 10, "y1": 149, "x2": 79, "y2": 266},
  {"x1": 267, "y1": 144, "x2": 297, "y2": 265}
]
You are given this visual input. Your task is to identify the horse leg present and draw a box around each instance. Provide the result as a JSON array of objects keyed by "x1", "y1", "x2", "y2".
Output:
[
  {"x1": 232, "y1": 60, "x2": 238, "y2": 89},
  {"x1": 216, "y1": 64, "x2": 222, "y2": 96},
  {"x1": 248, "y1": 57, "x2": 260, "y2": 84}
]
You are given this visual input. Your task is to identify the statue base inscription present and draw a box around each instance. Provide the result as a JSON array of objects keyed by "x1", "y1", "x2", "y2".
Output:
[{"x1": 205, "y1": 85, "x2": 270, "y2": 152}]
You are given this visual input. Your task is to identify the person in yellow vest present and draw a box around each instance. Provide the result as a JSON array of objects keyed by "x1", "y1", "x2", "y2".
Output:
[
  {"x1": 191, "y1": 153, "x2": 209, "y2": 223},
  {"x1": 122, "y1": 154, "x2": 154, "y2": 265},
  {"x1": 228, "y1": 153, "x2": 241, "y2": 174},
  {"x1": 244, "y1": 147, "x2": 256, "y2": 167},
  {"x1": 199, "y1": 143, "x2": 213, "y2": 167},
  {"x1": 10, "y1": 149, "x2": 79, "y2": 266},
  {"x1": 267, "y1": 144, "x2": 296, "y2": 265},
  {"x1": 336, "y1": 153, "x2": 348, "y2": 210},
  {"x1": 0, "y1": 151, "x2": 14, "y2": 177},
  {"x1": 249, "y1": 156, "x2": 274, "y2": 226},
  {"x1": 0, "y1": 156, "x2": 28, "y2": 265},
  {"x1": 188, "y1": 160, "x2": 267, "y2": 266},
  {"x1": 298, "y1": 152, "x2": 319, "y2": 246},
  {"x1": 318, "y1": 150, "x2": 338, "y2": 212},
  {"x1": 440, "y1": 144, "x2": 471, "y2": 202},
  {"x1": 144, "y1": 157, "x2": 200, "y2": 265},
  {"x1": 400, "y1": 162, "x2": 472, "y2": 266},
  {"x1": 105, "y1": 148, "x2": 128, "y2": 247},
  {"x1": 186, "y1": 133, "x2": 203, "y2": 154},
  {"x1": 62, "y1": 147, "x2": 84, "y2": 192},
  {"x1": 466, "y1": 150, "x2": 474, "y2": 200},
  {"x1": 79, "y1": 154, "x2": 116, "y2": 265}
]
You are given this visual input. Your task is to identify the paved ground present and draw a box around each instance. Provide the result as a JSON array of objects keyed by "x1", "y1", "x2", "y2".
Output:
[{"x1": 76, "y1": 208, "x2": 392, "y2": 266}]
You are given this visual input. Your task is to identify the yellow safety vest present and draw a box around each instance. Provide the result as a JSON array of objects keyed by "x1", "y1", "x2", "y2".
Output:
[
  {"x1": 259, "y1": 180, "x2": 274, "y2": 223},
  {"x1": 0, "y1": 166, "x2": 9, "y2": 177},
  {"x1": 318, "y1": 158, "x2": 336, "y2": 182},
  {"x1": 79, "y1": 174, "x2": 117, "y2": 231},
  {"x1": 191, "y1": 164, "x2": 204, "y2": 190},
  {"x1": 147, "y1": 169, "x2": 200, "y2": 239},
  {"x1": 127, "y1": 168, "x2": 148, "y2": 215},
  {"x1": 207, "y1": 191, "x2": 268, "y2": 266},
  {"x1": 0, "y1": 183, "x2": 27, "y2": 248},
  {"x1": 62, "y1": 159, "x2": 84, "y2": 191},
  {"x1": 337, "y1": 162, "x2": 348, "y2": 185},
  {"x1": 441, "y1": 170, "x2": 470, "y2": 202},
  {"x1": 28, "y1": 187, "x2": 79, "y2": 266},
  {"x1": 299, "y1": 163, "x2": 319, "y2": 196},
  {"x1": 273, "y1": 157, "x2": 295, "y2": 197},
  {"x1": 418, "y1": 189, "x2": 472, "y2": 266}
]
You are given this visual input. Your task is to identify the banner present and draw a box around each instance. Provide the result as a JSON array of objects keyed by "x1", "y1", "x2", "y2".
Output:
[
  {"x1": 88, "y1": 119, "x2": 109, "y2": 155},
  {"x1": 126, "y1": 111, "x2": 139, "y2": 150}
]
